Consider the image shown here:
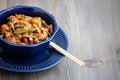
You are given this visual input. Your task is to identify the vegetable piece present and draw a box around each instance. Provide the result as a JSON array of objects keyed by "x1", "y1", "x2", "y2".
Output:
[
  {"x1": 14, "y1": 25, "x2": 24, "y2": 28},
  {"x1": 14, "y1": 28, "x2": 36, "y2": 34},
  {"x1": 23, "y1": 35, "x2": 36, "y2": 44}
]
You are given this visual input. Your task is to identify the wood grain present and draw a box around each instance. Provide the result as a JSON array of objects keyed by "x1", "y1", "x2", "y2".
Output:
[{"x1": 0, "y1": 0, "x2": 120, "y2": 80}]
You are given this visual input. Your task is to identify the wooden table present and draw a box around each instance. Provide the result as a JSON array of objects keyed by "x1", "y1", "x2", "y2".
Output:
[{"x1": 0, "y1": 0, "x2": 120, "y2": 80}]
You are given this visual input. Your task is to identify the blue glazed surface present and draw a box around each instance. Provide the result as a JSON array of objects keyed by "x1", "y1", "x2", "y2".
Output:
[
  {"x1": 0, "y1": 28, "x2": 69, "y2": 72},
  {"x1": 0, "y1": 6, "x2": 59, "y2": 59}
]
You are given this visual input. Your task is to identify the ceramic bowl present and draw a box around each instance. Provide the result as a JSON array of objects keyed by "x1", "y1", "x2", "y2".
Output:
[{"x1": 0, "y1": 6, "x2": 59, "y2": 59}]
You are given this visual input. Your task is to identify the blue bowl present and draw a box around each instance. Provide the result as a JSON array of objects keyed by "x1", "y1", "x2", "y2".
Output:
[{"x1": 0, "y1": 6, "x2": 59, "y2": 59}]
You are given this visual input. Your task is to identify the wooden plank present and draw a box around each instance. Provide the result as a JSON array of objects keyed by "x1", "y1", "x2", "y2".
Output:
[{"x1": 0, "y1": 0, "x2": 120, "y2": 80}]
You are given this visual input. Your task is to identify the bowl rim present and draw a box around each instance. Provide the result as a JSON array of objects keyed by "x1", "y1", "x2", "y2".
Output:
[{"x1": 0, "y1": 5, "x2": 59, "y2": 47}]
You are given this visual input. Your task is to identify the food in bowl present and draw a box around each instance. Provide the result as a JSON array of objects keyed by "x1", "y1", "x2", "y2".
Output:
[{"x1": 0, "y1": 14, "x2": 53, "y2": 45}]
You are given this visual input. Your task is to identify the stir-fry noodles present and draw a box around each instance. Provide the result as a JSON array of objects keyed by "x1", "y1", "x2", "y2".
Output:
[{"x1": 0, "y1": 14, "x2": 53, "y2": 45}]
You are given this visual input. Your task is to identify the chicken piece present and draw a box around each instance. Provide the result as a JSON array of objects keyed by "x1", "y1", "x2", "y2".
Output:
[
  {"x1": 38, "y1": 32, "x2": 48, "y2": 41},
  {"x1": 5, "y1": 32, "x2": 16, "y2": 43},
  {"x1": 33, "y1": 38, "x2": 40, "y2": 44},
  {"x1": 1, "y1": 24, "x2": 9, "y2": 32},
  {"x1": 15, "y1": 14, "x2": 24, "y2": 20},
  {"x1": 30, "y1": 17, "x2": 41, "y2": 24}
]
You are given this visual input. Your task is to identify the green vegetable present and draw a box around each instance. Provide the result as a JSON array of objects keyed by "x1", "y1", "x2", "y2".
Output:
[
  {"x1": 14, "y1": 28, "x2": 36, "y2": 34},
  {"x1": 14, "y1": 25, "x2": 24, "y2": 28}
]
